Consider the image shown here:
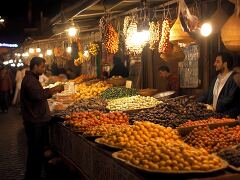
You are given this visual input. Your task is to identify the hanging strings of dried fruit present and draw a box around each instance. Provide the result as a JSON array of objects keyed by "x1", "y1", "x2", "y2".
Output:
[
  {"x1": 74, "y1": 38, "x2": 90, "y2": 66},
  {"x1": 88, "y1": 42, "x2": 99, "y2": 56},
  {"x1": 158, "y1": 19, "x2": 172, "y2": 54},
  {"x1": 104, "y1": 23, "x2": 119, "y2": 54},
  {"x1": 123, "y1": 16, "x2": 131, "y2": 38},
  {"x1": 149, "y1": 21, "x2": 161, "y2": 50}
]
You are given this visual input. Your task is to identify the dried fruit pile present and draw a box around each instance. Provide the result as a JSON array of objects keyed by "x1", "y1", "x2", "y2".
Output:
[
  {"x1": 107, "y1": 95, "x2": 161, "y2": 111},
  {"x1": 98, "y1": 121, "x2": 180, "y2": 149},
  {"x1": 83, "y1": 124, "x2": 131, "y2": 137},
  {"x1": 75, "y1": 81, "x2": 112, "y2": 99},
  {"x1": 217, "y1": 145, "x2": 240, "y2": 167},
  {"x1": 104, "y1": 23, "x2": 119, "y2": 54},
  {"x1": 65, "y1": 97, "x2": 108, "y2": 114},
  {"x1": 185, "y1": 126, "x2": 240, "y2": 153},
  {"x1": 129, "y1": 98, "x2": 224, "y2": 128},
  {"x1": 64, "y1": 111, "x2": 129, "y2": 132},
  {"x1": 115, "y1": 140, "x2": 224, "y2": 171},
  {"x1": 100, "y1": 87, "x2": 138, "y2": 100},
  {"x1": 178, "y1": 118, "x2": 236, "y2": 128},
  {"x1": 158, "y1": 19, "x2": 171, "y2": 54}
]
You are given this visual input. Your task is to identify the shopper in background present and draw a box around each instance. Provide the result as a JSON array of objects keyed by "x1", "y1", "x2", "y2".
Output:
[
  {"x1": 21, "y1": 57, "x2": 64, "y2": 180},
  {"x1": 12, "y1": 66, "x2": 27, "y2": 106},
  {"x1": 0, "y1": 64, "x2": 13, "y2": 113},
  {"x1": 198, "y1": 52, "x2": 240, "y2": 118},
  {"x1": 109, "y1": 56, "x2": 129, "y2": 78},
  {"x1": 159, "y1": 65, "x2": 180, "y2": 96}
]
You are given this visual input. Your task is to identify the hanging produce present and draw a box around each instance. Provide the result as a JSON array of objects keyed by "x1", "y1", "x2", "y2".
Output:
[
  {"x1": 158, "y1": 19, "x2": 172, "y2": 54},
  {"x1": 149, "y1": 21, "x2": 161, "y2": 50},
  {"x1": 88, "y1": 42, "x2": 100, "y2": 56},
  {"x1": 125, "y1": 19, "x2": 147, "y2": 55},
  {"x1": 123, "y1": 16, "x2": 131, "y2": 38},
  {"x1": 74, "y1": 38, "x2": 90, "y2": 66},
  {"x1": 104, "y1": 23, "x2": 119, "y2": 54},
  {"x1": 221, "y1": 0, "x2": 240, "y2": 52}
]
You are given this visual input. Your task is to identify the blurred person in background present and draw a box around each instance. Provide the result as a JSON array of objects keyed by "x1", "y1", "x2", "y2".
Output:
[
  {"x1": 0, "y1": 64, "x2": 13, "y2": 113},
  {"x1": 159, "y1": 65, "x2": 180, "y2": 96},
  {"x1": 109, "y1": 56, "x2": 129, "y2": 78},
  {"x1": 12, "y1": 65, "x2": 27, "y2": 106}
]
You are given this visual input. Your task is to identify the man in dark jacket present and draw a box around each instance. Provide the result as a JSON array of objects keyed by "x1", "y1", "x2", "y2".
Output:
[
  {"x1": 21, "y1": 57, "x2": 64, "y2": 180},
  {"x1": 198, "y1": 52, "x2": 240, "y2": 118}
]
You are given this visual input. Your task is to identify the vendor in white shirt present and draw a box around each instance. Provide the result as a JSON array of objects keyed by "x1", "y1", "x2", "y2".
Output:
[{"x1": 198, "y1": 52, "x2": 240, "y2": 118}]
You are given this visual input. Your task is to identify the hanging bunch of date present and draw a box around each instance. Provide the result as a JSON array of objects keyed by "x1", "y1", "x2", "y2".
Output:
[
  {"x1": 99, "y1": 15, "x2": 119, "y2": 54},
  {"x1": 158, "y1": 19, "x2": 172, "y2": 54}
]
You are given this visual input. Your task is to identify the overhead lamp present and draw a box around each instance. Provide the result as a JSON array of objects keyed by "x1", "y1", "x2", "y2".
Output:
[
  {"x1": 36, "y1": 48, "x2": 41, "y2": 53},
  {"x1": 3, "y1": 61, "x2": 9, "y2": 65},
  {"x1": 39, "y1": 53, "x2": 43, "y2": 57},
  {"x1": 46, "y1": 49, "x2": 53, "y2": 56},
  {"x1": 0, "y1": 16, "x2": 4, "y2": 23},
  {"x1": 200, "y1": 23, "x2": 212, "y2": 37},
  {"x1": 29, "y1": 48, "x2": 34, "y2": 53},
  {"x1": 67, "y1": 27, "x2": 78, "y2": 37},
  {"x1": 9, "y1": 59, "x2": 13, "y2": 63},
  {"x1": 83, "y1": 50, "x2": 89, "y2": 58},
  {"x1": 200, "y1": 7, "x2": 229, "y2": 37},
  {"x1": 66, "y1": 46, "x2": 72, "y2": 53},
  {"x1": 22, "y1": 52, "x2": 29, "y2": 57}
]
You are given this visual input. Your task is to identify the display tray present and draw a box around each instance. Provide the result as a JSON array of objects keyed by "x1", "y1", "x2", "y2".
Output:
[
  {"x1": 82, "y1": 134, "x2": 102, "y2": 140},
  {"x1": 112, "y1": 152, "x2": 228, "y2": 174},
  {"x1": 228, "y1": 165, "x2": 240, "y2": 172},
  {"x1": 95, "y1": 138, "x2": 122, "y2": 150},
  {"x1": 177, "y1": 120, "x2": 240, "y2": 137}
]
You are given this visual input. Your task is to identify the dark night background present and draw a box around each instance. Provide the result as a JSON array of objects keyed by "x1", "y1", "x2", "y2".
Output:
[{"x1": 0, "y1": 0, "x2": 63, "y2": 44}]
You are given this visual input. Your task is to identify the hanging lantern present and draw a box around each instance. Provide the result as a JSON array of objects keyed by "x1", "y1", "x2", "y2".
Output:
[{"x1": 221, "y1": 1, "x2": 240, "y2": 52}]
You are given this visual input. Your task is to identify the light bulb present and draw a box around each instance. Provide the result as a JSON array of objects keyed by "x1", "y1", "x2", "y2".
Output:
[
  {"x1": 200, "y1": 23, "x2": 212, "y2": 37},
  {"x1": 67, "y1": 27, "x2": 77, "y2": 37},
  {"x1": 46, "y1": 49, "x2": 53, "y2": 56},
  {"x1": 67, "y1": 46, "x2": 72, "y2": 53},
  {"x1": 39, "y1": 53, "x2": 43, "y2": 57},
  {"x1": 29, "y1": 48, "x2": 34, "y2": 53},
  {"x1": 36, "y1": 48, "x2": 41, "y2": 53}
]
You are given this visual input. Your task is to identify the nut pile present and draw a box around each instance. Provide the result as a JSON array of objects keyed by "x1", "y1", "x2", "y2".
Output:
[
  {"x1": 65, "y1": 97, "x2": 108, "y2": 114},
  {"x1": 158, "y1": 19, "x2": 171, "y2": 54},
  {"x1": 104, "y1": 23, "x2": 119, "y2": 54},
  {"x1": 185, "y1": 125, "x2": 240, "y2": 153},
  {"x1": 100, "y1": 87, "x2": 138, "y2": 100},
  {"x1": 217, "y1": 145, "x2": 240, "y2": 167},
  {"x1": 178, "y1": 118, "x2": 236, "y2": 128},
  {"x1": 106, "y1": 95, "x2": 161, "y2": 111}
]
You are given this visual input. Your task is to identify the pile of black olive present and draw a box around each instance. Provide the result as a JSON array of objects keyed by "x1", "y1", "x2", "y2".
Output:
[
  {"x1": 217, "y1": 145, "x2": 240, "y2": 167},
  {"x1": 128, "y1": 97, "x2": 224, "y2": 128}
]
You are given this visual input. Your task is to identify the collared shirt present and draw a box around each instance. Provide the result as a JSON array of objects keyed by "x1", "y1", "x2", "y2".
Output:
[
  {"x1": 20, "y1": 71, "x2": 52, "y2": 123},
  {"x1": 213, "y1": 71, "x2": 233, "y2": 110}
]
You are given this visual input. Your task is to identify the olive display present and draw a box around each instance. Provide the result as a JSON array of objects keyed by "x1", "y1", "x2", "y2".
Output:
[
  {"x1": 100, "y1": 87, "x2": 138, "y2": 100},
  {"x1": 129, "y1": 97, "x2": 224, "y2": 128}
]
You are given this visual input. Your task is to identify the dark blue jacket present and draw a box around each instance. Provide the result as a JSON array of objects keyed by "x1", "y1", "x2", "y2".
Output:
[{"x1": 198, "y1": 74, "x2": 240, "y2": 118}]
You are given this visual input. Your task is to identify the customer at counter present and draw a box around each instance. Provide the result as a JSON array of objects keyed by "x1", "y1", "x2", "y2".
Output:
[
  {"x1": 109, "y1": 56, "x2": 129, "y2": 78},
  {"x1": 198, "y1": 52, "x2": 240, "y2": 118},
  {"x1": 158, "y1": 65, "x2": 180, "y2": 96},
  {"x1": 20, "y1": 57, "x2": 64, "y2": 180}
]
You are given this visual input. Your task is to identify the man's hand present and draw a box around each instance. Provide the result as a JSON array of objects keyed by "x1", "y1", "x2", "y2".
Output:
[{"x1": 50, "y1": 85, "x2": 64, "y2": 95}]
